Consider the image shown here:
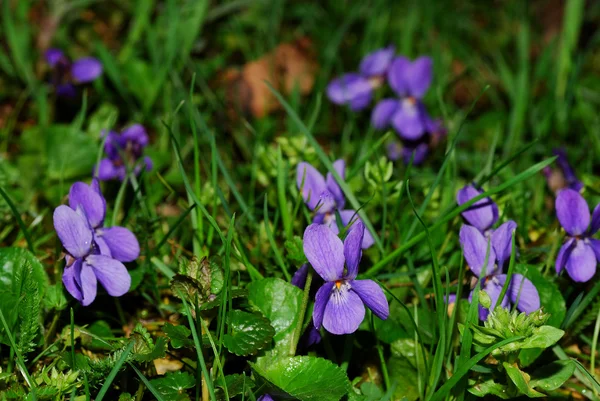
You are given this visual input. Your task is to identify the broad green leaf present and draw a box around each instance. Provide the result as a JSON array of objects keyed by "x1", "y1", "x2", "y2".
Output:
[
  {"x1": 163, "y1": 323, "x2": 193, "y2": 349},
  {"x1": 82, "y1": 320, "x2": 113, "y2": 351},
  {"x1": 390, "y1": 338, "x2": 428, "y2": 374},
  {"x1": 45, "y1": 125, "x2": 97, "y2": 180},
  {"x1": 252, "y1": 356, "x2": 348, "y2": 401},
  {"x1": 0, "y1": 248, "x2": 48, "y2": 346},
  {"x1": 149, "y1": 371, "x2": 195, "y2": 401},
  {"x1": 360, "y1": 382, "x2": 384, "y2": 401},
  {"x1": 42, "y1": 284, "x2": 67, "y2": 312},
  {"x1": 223, "y1": 310, "x2": 275, "y2": 356},
  {"x1": 519, "y1": 325, "x2": 564, "y2": 349},
  {"x1": 387, "y1": 356, "x2": 420, "y2": 401},
  {"x1": 530, "y1": 360, "x2": 576, "y2": 391},
  {"x1": 131, "y1": 323, "x2": 167, "y2": 362},
  {"x1": 216, "y1": 374, "x2": 255, "y2": 400},
  {"x1": 247, "y1": 278, "x2": 302, "y2": 357},
  {"x1": 468, "y1": 379, "x2": 510, "y2": 399},
  {"x1": 86, "y1": 103, "x2": 119, "y2": 137},
  {"x1": 503, "y1": 362, "x2": 545, "y2": 397}
]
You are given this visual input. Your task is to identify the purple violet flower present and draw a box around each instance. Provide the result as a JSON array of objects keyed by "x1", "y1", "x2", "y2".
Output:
[
  {"x1": 53, "y1": 179, "x2": 140, "y2": 305},
  {"x1": 555, "y1": 189, "x2": 600, "y2": 282},
  {"x1": 456, "y1": 184, "x2": 499, "y2": 234},
  {"x1": 303, "y1": 222, "x2": 389, "y2": 335},
  {"x1": 387, "y1": 118, "x2": 447, "y2": 166},
  {"x1": 326, "y1": 46, "x2": 395, "y2": 111},
  {"x1": 459, "y1": 224, "x2": 540, "y2": 320},
  {"x1": 45, "y1": 48, "x2": 102, "y2": 97},
  {"x1": 297, "y1": 160, "x2": 374, "y2": 249},
  {"x1": 257, "y1": 395, "x2": 275, "y2": 401},
  {"x1": 96, "y1": 124, "x2": 153, "y2": 181},
  {"x1": 371, "y1": 56, "x2": 433, "y2": 140},
  {"x1": 543, "y1": 148, "x2": 583, "y2": 194}
]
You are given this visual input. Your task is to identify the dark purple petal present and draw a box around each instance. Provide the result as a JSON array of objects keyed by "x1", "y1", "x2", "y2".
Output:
[
  {"x1": 121, "y1": 124, "x2": 149, "y2": 147},
  {"x1": 303, "y1": 224, "x2": 344, "y2": 281},
  {"x1": 96, "y1": 227, "x2": 140, "y2": 262},
  {"x1": 349, "y1": 92, "x2": 373, "y2": 111},
  {"x1": 555, "y1": 189, "x2": 590, "y2": 236},
  {"x1": 359, "y1": 46, "x2": 395, "y2": 76},
  {"x1": 445, "y1": 294, "x2": 457, "y2": 304},
  {"x1": 590, "y1": 239, "x2": 600, "y2": 262},
  {"x1": 371, "y1": 99, "x2": 400, "y2": 130},
  {"x1": 456, "y1": 185, "x2": 498, "y2": 232},
  {"x1": 257, "y1": 395, "x2": 274, "y2": 401},
  {"x1": 322, "y1": 284, "x2": 365, "y2": 335},
  {"x1": 56, "y1": 84, "x2": 76, "y2": 97},
  {"x1": 387, "y1": 56, "x2": 411, "y2": 97},
  {"x1": 313, "y1": 282, "x2": 335, "y2": 329},
  {"x1": 62, "y1": 259, "x2": 84, "y2": 303},
  {"x1": 45, "y1": 48, "x2": 65, "y2": 67},
  {"x1": 296, "y1": 162, "x2": 334, "y2": 212},
  {"x1": 459, "y1": 224, "x2": 497, "y2": 278},
  {"x1": 304, "y1": 323, "x2": 322, "y2": 346},
  {"x1": 391, "y1": 100, "x2": 427, "y2": 140},
  {"x1": 497, "y1": 274, "x2": 540, "y2": 314},
  {"x1": 326, "y1": 159, "x2": 346, "y2": 209},
  {"x1": 406, "y1": 56, "x2": 433, "y2": 98},
  {"x1": 339, "y1": 210, "x2": 374, "y2": 249},
  {"x1": 326, "y1": 73, "x2": 372, "y2": 106},
  {"x1": 71, "y1": 57, "x2": 103, "y2": 83},
  {"x1": 95, "y1": 236, "x2": 112, "y2": 257},
  {"x1": 291, "y1": 263, "x2": 309, "y2": 288},
  {"x1": 491, "y1": 220, "x2": 517, "y2": 267},
  {"x1": 143, "y1": 156, "x2": 153, "y2": 171},
  {"x1": 96, "y1": 159, "x2": 123, "y2": 181},
  {"x1": 565, "y1": 240, "x2": 597, "y2": 282},
  {"x1": 343, "y1": 221, "x2": 364, "y2": 279},
  {"x1": 556, "y1": 238, "x2": 575, "y2": 275},
  {"x1": 401, "y1": 143, "x2": 429, "y2": 165},
  {"x1": 590, "y1": 203, "x2": 600, "y2": 235},
  {"x1": 86, "y1": 255, "x2": 131, "y2": 297},
  {"x1": 554, "y1": 149, "x2": 583, "y2": 192},
  {"x1": 53, "y1": 205, "x2": 93, "y2": 258},
  {"x1": 69, "y1": 182, "x2": 106, "y2": 228},
  {"x1": 351, "y1": 279, "x2": 389, "y2": 320}
]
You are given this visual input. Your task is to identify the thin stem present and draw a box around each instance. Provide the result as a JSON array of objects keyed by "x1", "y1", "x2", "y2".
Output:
[{"x1": 290, "y1": 269, "x2": 313, "y2": 356}]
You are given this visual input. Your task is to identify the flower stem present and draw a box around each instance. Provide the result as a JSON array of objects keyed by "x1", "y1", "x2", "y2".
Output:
[{"x1": 290, "y1": 269, "x2": 313, "y2": 356}]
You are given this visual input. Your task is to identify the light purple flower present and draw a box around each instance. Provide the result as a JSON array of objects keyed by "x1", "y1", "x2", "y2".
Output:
[
  {"x1": 457, "y1": 185, "x2": 499, "y2": 233},
  {"x1": 555, "y1": 189, "x2": 600, "y2": 282},
  {"x1": 303, "y1": 222, "x2": 389, "y2": 335},
  {"x1": 459, "y1": 224, "x2": 540, "y2": 320},
  {"x1": 95, "y1": 124, "x2": 152, "y2": 181},
  {"x1": 257, "y1": 395, "x2": 274, "y2": 401},
  {"x1": 53, "y1": 179, "x2": 139, "y2": 305},
  {"x1": 44, "y1": 48, "x2": 102, "y2": 97},
  {"x1": 371, "y1": 56, "x2": 433, "y2": 140},
  {"x1": 297, "y1": 160, "x2": 374, "y2": 249},
  {"x1": 326, "y1": 46, "x2": 395, "y2": 111},
  {"x1": 543, "y1": 149, "x2": 583, "y2": 193}
]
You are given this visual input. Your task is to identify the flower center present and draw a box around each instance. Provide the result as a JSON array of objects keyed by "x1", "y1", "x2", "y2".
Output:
[
  {"x1": 368, "y1": 76, "x2": 384, "y2": 89},
  {"x1": 335, "y1": 280, "x2": 343, "y2": 289}
]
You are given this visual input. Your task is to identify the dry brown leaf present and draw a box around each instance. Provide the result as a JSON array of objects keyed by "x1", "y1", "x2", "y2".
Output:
[
  {"x1": 223, "y1": 37, "x2": 318, "y2": 118},
  {"x1": 154, "y1": 357, "x2": 184, "y2": 375}
]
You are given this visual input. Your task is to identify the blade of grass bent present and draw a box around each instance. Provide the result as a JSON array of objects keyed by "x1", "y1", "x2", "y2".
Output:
[{"x1": 95, "y1": 341, "x2": 134, "y2": 401}]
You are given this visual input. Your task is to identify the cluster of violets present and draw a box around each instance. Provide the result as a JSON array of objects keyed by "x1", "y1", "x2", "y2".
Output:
[
  {"x1": 45, "y1": 51, "x2": 150, "y2": 305},
  {"x1": 326, "y1": 46, "x2": 446, "y2": 165},
  {"x1": 456, "y1": 185, "x2": 541, "y2": 320},
  {"x1": 96, "y1": 124, "x2": 153, "y2": 181},
  {"x1": 45, "y1": 48, "x2": 103, "y2": 97},
  {"x1": 295, "y1": 161, "x2": 389, "y2": 335},
  {"x1": 53, "y1": 179, "x2": 139, "y2": 306}
]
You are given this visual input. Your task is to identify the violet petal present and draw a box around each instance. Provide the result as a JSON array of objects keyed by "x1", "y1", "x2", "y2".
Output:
[
  {"x1": 555, "y1": 189, "x2": 590, "y2": 236},
  {"x1": 303, "y1": 224, "x2": 345, "y2": 281},
  {"x1": 351, "y1": 279, "x2": 389, "y2": 320},
  {"x1": 53, "y1": 205, "x2": 93, "y2": 259}
]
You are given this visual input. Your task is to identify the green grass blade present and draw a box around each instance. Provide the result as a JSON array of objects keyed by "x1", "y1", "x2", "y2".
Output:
[
  {"x1": 95, "y1": 340, "x2": 134, "y2": 401},
  {"x1": 0, "y1": 185, "x2": 35, "y2": 253}
]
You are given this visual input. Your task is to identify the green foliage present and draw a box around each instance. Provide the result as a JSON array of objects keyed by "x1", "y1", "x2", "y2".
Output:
[
  {"x1": 0, "y1": 248, "x2": 48, "y2": 355},
  {"x1": 247, "y1": 278, "x2": 303, "y2": 358},
  {"x1": 131, "y1": 323, "x2": 167, "y2": 362},
  {"x1": 216, "y1": 374, "x2": 255, "y2": 400},
  {"x1": 171, "y1": 256, "x2": 224, "y2": 308},
  {"x1": 148, "y1": 371, "x2": 195, "y2": 401},
  {"x1": 162, "y1": 323, "x2": 193, "y2": 349},
  {"x1": 252, "y1": 356, "x2": 349, "y2": 401},
  {"x1": 222, "y1": 310, "x2": 275, "y2": 356}
]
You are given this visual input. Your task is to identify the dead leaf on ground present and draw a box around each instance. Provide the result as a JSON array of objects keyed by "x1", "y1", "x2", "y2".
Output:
[{"x1": 222, "y1": 37, "x2": 318, "y2": 118}]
